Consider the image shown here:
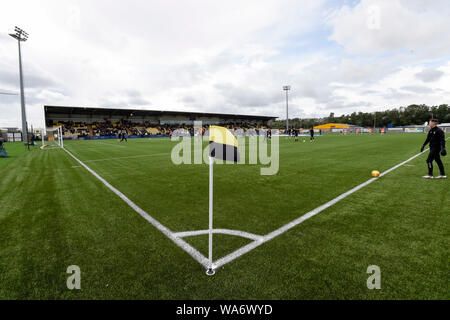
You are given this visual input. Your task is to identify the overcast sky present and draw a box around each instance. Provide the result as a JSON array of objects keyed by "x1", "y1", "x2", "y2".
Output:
[{"x1": 1, "y1": 0, "x2": 450, "y2": 128}]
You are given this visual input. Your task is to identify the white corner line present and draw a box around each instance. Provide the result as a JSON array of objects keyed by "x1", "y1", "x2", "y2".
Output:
[
  {"x1": 174, "y1": 229, "x2": 264, "y2": 242},
  {"x1": 60, "y1": 140, "x2": 446, "y2": 274},
  {"x1": 83, "y1": 153, "x2": 170, "y2": 163},
  {"x1": 213, "y1": 147, "x2": 434, "y2": 270},
  {"x1": 62, "y1": 147, "x2": 210, "y2": 269},
  {"x1": 91, "y1": 141, "x2": 127, "y2": 148}
]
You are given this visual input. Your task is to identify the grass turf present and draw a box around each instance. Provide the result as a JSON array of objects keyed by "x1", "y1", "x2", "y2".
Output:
[
  {"x1": 0, "y1": 142, "x2": 29, "y2": 170},
  {"x1": 0, "y1": 134, "x2": 448, "y2": 299}
]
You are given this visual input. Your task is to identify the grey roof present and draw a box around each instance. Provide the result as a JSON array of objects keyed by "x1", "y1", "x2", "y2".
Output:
[{"x1": 44, "y1": 105, "x2": 277, "y2": 121}]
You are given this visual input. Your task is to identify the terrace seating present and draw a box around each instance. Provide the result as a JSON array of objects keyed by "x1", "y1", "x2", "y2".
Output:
[{"x1": 48, "y1": 120, "x2": 269, "y2": 139}]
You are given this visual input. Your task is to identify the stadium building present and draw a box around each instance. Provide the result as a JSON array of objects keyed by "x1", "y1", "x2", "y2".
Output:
[
  {"x1": 0, "y1": 128, "x2": 23, "y2": 142},
  {"x1": 44, "y1": 105, "x2": 276, "y2": 139}
]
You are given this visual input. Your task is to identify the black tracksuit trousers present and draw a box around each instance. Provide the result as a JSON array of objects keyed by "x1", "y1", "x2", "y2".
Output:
[{"x1": 427, "y1": 148, "x2": 445, "y2": 176}]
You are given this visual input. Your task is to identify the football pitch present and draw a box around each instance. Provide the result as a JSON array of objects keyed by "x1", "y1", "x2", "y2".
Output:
[{"x1": 0, "y1": 134, "x2": 448, "y2": 299}]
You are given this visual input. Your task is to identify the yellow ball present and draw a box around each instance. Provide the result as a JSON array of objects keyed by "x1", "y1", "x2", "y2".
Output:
[{"x1": 371, "y1": 170, "x2": 380, "y2": 177}]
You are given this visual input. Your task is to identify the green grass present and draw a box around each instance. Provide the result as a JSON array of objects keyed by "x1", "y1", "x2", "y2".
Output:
[
  {"x1": 0, "y1": 142, "x2": 30, "y2": 169},
  {"x1": 0, "y1": 134, "x2": 448, "y2": 299}
]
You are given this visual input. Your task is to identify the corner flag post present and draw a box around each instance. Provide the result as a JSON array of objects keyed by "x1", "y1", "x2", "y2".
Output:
[
  {"x1": 207, "y1": 126, "x2": 240, "y2": 276},
  {"x1": 207, "y1": 155, "x2": 214, "y2": 275},
  {"x1": 60, "y1": 126, "x2": 64, "y2": 148}
]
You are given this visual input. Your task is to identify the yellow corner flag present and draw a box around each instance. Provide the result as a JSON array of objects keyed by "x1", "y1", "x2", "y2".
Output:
[{"x1": 209, "y1": 126, "x2": 240, "y2": 162}]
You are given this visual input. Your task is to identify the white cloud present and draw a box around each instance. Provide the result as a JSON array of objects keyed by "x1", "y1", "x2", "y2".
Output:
[
  {"x1": 415, "y1": 68, "x2": 445, "y2": 83},
  {"x1": 327, "y1": 0, "x2": 450, "y2": 58},
  {"x1": 0, "y1": 0, "x2": 449, "y2": 128}
]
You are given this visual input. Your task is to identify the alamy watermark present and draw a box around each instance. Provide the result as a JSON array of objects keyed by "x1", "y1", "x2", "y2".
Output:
[
  {"x1": 366, "y1": 265, "x2": 381, "y2": 290},
  {"x1": 170, "y1": 121, "x2": 279, "y2": 175},
  {"x1": 367, "y1": 5, "x2": 381, "y2": 30},
  {"x1": 66, "y1": 265, "x2": 81, "y2": 290}
]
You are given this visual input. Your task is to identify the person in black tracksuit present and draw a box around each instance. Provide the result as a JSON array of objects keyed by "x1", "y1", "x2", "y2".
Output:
[
  {"x1": 119, "y1": 130, "x2": 128, "y2": 142},
  {"x1": 309, "y1": 127, "x2": 315, "y2": 142},
  {"x1": 421, "y1": 119, "x2": 446, "y2": 179}
]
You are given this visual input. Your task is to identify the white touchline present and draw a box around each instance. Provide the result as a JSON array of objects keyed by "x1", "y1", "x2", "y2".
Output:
[
  {"x1": 91, "y1": 141, "x2": 127, "y2": 148},
  {"x1": 83, "y1": 153, "x2": 170, "y2": 163},
  {"x1": 133, "y1": 138, "x2": 171, "y2": 142},
  {"x1": 212, "y1": 146, "x2": 435, "y2": 270},
  {"x1": 61, "y1": 140, "x2": 445, "y2": 273},
  {"x1": 62, "y1": 147, "x2": 210, "y2": 269}
]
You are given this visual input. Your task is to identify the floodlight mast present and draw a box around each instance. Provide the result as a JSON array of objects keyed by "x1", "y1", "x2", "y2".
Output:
[
  {"x1": 9, "y1": 26, "x2": 28, "y2": 143},
  {"x1": 283, "y1": 85, "x2": 291, "y2": 132}
]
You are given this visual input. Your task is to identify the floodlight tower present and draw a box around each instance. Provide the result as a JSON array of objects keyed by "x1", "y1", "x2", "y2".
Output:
[
  {"x1": 9, "y1": 26, "x2": 29, "y2": 142},
  {"x1": 283, "y1": 85, "x2": 291, "y2": 132}
]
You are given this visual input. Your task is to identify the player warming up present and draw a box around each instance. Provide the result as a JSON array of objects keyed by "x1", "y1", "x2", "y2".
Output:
[
  {"x1": 421, "y1": 119, "x2": 446, "y2": 179},
  {"x1": 309, "y1": 127, "x2": 315, "y2": 142},
  {"x1": 120, "y1": 130, "x2": 128, "y2": 142}
]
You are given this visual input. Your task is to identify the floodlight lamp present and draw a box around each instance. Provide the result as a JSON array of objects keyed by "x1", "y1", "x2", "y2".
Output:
[{"x1": 10, "y1": 26, "x2": 28, "y2": 41}]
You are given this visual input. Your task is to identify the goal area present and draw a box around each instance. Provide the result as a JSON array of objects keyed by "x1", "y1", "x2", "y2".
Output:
[{"x1": 40, "y1": 126, "x2": 64, "y2": 149}]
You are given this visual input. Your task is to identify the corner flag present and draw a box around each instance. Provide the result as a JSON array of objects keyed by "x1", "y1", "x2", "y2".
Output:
[
  {"x1": 209, "y1": 125, "x2": 240, "y2": 162},
  {"x1": 206, "y1": 126, "x2": 239, "y2": 276}
]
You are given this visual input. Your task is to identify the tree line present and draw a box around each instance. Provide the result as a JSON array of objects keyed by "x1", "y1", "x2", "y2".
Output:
[{"x1": 272, "y1": 104, "x2": 450, "y2": 129}]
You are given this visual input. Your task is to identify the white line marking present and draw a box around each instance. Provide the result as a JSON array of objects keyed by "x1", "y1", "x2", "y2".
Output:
[
  {"x1": 62, "y1": 140, "x2": 447, "y2": 273},
  {"x1": 174, "y1": 229, "x2": 264, "y2": 241},
  {"x1": 92, "y1": 141, "x2": 127, "y2": 148},
  {"x1": 62, "y1": 147, "x2": 210, "y2": 269},
  {"x1": 132, "y1": 138, "x2": 171, "y2": 142},
  {"x1": 212, "y1": 148, "x2": 433, "y2": 270},
  {"x1": 83, "y1": 153, "x2": 170, "y2": 163}
]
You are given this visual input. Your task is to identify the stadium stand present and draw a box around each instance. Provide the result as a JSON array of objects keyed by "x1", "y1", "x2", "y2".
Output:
[{"x1": 44, "y1": 106, "x2": 275, "y2": 139}]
